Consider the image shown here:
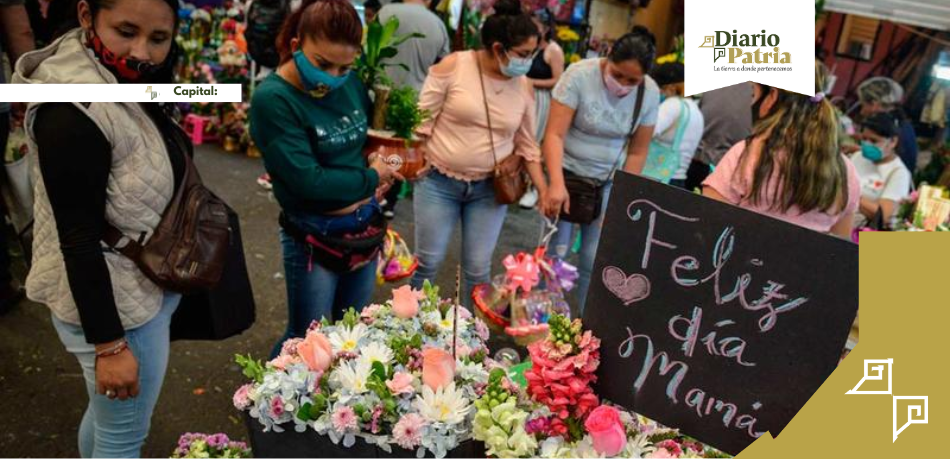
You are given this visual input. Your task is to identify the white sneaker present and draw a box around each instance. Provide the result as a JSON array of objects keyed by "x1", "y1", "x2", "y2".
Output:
[{"x1": 519, "y1": 188, "x2": 539, "y2": 209}]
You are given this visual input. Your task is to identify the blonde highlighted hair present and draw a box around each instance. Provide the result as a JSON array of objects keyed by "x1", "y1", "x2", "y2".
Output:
[{"x1": 741, "y1": 60, "x2": 849, "y2": 215}]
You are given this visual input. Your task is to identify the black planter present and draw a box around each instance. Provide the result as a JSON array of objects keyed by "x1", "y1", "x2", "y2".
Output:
[{"x1": 243, "y1": 411, "x2": 485, "y2": 458}]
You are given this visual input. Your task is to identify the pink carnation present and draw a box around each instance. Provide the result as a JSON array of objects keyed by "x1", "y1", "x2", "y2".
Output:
[
  {"x1": 232, "y1": 384, "x2": 252, "y2": 410},
  {"x1": 331, "y1": 406, "x2": 358, "y2": 433},
  {"x1": 392, "y1": 413, "x2": 426, "y2": 450},
  {"x1": 651, "y1": 440, "x2": 683, "y2": 458}
]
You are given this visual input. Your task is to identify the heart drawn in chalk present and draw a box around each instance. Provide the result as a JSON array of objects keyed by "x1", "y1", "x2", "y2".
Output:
[{"x1": 602, "y1": 266, "x2": 651, "y2": 305}]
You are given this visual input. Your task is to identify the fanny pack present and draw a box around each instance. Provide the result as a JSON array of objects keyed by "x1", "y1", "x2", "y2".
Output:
[{"x1": 279, "y1": 211, "x2": 388, "y2": 273}]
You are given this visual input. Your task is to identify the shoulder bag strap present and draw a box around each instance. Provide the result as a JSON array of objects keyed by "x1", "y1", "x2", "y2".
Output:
[
  {"x1": 607, "y1": 80, "x2": 646, "y2": 179},
  {"x1": 475, "y1": 52, "x2": 499, "y2": 170}
]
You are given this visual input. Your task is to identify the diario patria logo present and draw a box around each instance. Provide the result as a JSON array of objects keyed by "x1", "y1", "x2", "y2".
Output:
[
  {"x1": 684, "y1": 0, "x2": 813, "y2": 96},
  {"x1": 699, "y1": 30, "x2": 792, "y2": 66}
]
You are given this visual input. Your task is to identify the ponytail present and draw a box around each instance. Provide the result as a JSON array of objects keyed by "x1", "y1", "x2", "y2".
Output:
[
  {"x1": 742, "y1": 60, "x2": 849, "y2": 215},
  {"x1": 276, "y1": 0, "x2": 362, "y2": 64}
]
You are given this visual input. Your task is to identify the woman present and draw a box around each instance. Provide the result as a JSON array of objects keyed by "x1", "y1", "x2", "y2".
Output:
[
  {"x1": 857, "y1": 77, "x2": 918, "y2": 172},
  {"x1": 250, "y1": 0, "x2": 399, "y2": 355},
  {"x1": 411, "y1": 0, "x2": 546, "y2": 306},
  {"x1": 519, "y1": 7, "x2": 564, "y2": 209},
  {"x1": 852, "y1": 111, "x2": 912, "y2": 228},
  {"x1": 13, "y1": 0, "x2": 185, "y2": 456},
  {"x1": 541, "y1": 26, "x2": 661, "y2": 313},
  {"x1": 644, "y1": 62, "x2": 704, "y2": 188},
  {"x1": 703, "y1": 61, "x2": 860, "y2": 238}
]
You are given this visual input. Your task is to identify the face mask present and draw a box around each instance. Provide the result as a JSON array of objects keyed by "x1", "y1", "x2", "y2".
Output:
[
  {"x1": 860, "y1": 141, "x2": 885, "y2": 162},
  {"x1": 498, "y1": 51, "x2": 532, "y2": 78},
  {"x1": 87, "y1": 30, "x2": 164, "y2": 83},
  {"x1": 294, "y1": 50, "x2": 349, "y2": 98},
  {"x1": 659, "y1": 93, "x2": 668, "y2": 103},
  {"x1": 604, "y1": 72, "x2": 634, "y2": 98}
]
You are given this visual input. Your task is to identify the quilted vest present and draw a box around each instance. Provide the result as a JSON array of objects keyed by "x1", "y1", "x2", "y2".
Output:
[{"x1": 14, "y1": 29, "x2": 175, "y2": 330}]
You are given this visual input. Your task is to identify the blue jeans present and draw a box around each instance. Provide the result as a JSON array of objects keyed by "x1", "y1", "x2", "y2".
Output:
[
  {"x1": 272, "y1": 205, "x2": 380, "y2": 357},
  {"x1": 410, "y1": 169, "x2": 508, "y2": 308},
  {"x1": 548, "y1": 181, "x2": 613, "y2": 315},
  {"x1": 52, "y1": 293, "x2": 181, "y2": 458}
]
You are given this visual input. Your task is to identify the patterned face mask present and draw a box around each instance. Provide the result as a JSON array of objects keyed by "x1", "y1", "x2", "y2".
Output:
[{"x1": 86, "y1": 29, "x2": 169, "y2": 83}]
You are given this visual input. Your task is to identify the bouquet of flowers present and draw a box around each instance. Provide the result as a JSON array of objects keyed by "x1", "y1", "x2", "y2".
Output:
[
  {"x1": 892, "y1": 186, "x2": 950, "y2": 232},
  {"x1": 472, "y1": 315, "x2": 730, "y2": 458},
  {"x1": 171, "y1": 432, "x2": 251, "y2": 458},
  {"x1": 235, "y1": 282, "x2": 493, "y2": 458}
]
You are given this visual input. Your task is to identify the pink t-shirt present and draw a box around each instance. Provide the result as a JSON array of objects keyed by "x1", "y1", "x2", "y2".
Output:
[
  {"x1": 703, "y1": 140, "x2": 861, "y2": 233},
  {"x1": 416, "y1": 51, "x2": 541, "y2": 181}
]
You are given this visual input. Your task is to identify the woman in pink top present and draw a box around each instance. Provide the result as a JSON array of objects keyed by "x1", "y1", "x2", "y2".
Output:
[
  {"x1": 410, "y1": 0, "x2": 547, "y2": 304},
  {"x1": 704, "y1": 60, "x2": 860, "y2": 237}
]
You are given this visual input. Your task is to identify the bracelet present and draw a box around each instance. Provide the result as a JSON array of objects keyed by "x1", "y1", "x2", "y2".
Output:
[{"x1": 95, "y1": 339, "x2": 129, "y2": 358}]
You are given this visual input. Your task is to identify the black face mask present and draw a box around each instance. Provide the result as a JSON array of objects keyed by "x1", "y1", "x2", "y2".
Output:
[{"x1": 751, "y1": 85, "x2": 771, "y2": 125}]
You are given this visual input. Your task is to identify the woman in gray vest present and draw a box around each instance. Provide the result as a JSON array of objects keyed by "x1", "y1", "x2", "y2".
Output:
[{"x1": 14, "y1": 0, "x2": 185, "y2": 456}]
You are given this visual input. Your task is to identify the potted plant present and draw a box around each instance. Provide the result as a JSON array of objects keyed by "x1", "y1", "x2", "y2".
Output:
[
  {"x1": 365, "y1": 86, "x2": 430, "y2": 181},
  {"x1": 357, "y1": 16, "x2": 424, "y2": 129}
]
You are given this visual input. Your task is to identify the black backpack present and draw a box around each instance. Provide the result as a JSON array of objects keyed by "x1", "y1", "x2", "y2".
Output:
[{"x1": 246, "y1": 0, "x2": 289, "y2": 69}]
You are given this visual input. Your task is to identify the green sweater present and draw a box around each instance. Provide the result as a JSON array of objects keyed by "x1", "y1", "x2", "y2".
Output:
[{"x1": 250, "y1": 73, "x2": 379, "y2": 214}]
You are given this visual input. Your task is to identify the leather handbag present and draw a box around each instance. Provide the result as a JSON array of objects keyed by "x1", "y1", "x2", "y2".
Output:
[
  {"x1": 104, "y1": 120, "x2": 231, "y2": 294},
  {"x1": 476, "y1": 54, "x2": 527, "y2": 205},
  {"x1": 561, "y1": 81, "x2": 645, "y2": 224}
]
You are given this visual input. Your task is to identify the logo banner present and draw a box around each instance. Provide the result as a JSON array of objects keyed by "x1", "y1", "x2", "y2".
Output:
[{"x1": 684, "y1": 0, "x2": 815, "y2": 96}]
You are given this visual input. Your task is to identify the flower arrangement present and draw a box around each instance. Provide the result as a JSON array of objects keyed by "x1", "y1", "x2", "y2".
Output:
[
  {"x1": 472, "y1": 315, "x2": 730, "y2": 458},
  {"x1": 172, "y1": 432, "x2": 251, "y2": 458},
  {"x1": 657, "y1": 35, "x2": 685, "y2": 64},
  {"x1": 235, "y1": 282, "x2": 492, "y2": 458}
]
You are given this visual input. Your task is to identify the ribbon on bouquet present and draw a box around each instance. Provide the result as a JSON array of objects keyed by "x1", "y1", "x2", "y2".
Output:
[{"x1": 503, "y1": 252, "x2": 540, "y2": 293}]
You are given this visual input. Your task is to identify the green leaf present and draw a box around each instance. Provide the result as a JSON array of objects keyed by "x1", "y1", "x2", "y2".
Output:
[
  {"x1": 372, "y1": 361, "x2": 387, "y2": 380},
  {"x1": 379, "y1": 47, "x2": 399, "y2": 60},
  {"x1": 390, "y1": 32, "x2": 426, "y2": 48},
  {"x1": 380, "y1": 16, "x2": 400, "y2": 49},
  {"x1": 297, "y1": 403, "x2": 313, "y2": 422}
]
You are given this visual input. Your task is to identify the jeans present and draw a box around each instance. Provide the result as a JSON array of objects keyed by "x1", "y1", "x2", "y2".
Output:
[
  {"x1": 548, "y1": 181, "x2": 613, "y2": 315},
  {"x1": 52, "y1": 293, "x2": 181, "y2": 458},
  {"x1": 410, "y1": 169, "x2": 508, "y2": 308},
  {"x1": 272, "y1": 205, "x2": 380, "y2": 357}
]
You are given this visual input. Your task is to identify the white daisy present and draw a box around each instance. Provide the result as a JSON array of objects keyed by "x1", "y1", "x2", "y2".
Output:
[
  {"x1": 359, "y1": 341, "x2": 394, "y2": 365},
  {"x1": 413, "y1": 382, "x2": 471, "y2": 425},
  {"x1": 332, "y1": 359, "x2": 372, "y2": 394},
  {"x1": 329, "y1": 323, "x2": 369, "y2": 354}
]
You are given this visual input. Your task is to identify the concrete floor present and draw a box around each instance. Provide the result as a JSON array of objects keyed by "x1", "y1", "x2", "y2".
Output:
[{"x1": 0, "y1": 145, "x2": 557, "y2": 457}]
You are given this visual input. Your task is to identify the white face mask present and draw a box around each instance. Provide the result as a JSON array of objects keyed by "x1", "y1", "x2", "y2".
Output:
[{"x1": 604, "y1": 72, "x2": 634, "y2": 98}]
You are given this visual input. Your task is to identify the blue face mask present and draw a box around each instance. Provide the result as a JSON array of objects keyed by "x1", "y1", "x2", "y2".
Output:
[
  {"x1": 294, "y1": 50, "x2": 348, "y2": 98},
  {"x1": 499, "y1": 51, "x2": 533, "y2": 78},
  {"x1": 860, "y1": 141, "x2": 884, "y2": 162},
  {"x1": 659, "y1": 94, "x2": 668, "y2": 103}
]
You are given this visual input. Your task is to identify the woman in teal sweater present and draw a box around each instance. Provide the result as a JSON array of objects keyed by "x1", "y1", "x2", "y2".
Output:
[{"x1": 250, "y1": 0, "x2": 398, "y2": 356}]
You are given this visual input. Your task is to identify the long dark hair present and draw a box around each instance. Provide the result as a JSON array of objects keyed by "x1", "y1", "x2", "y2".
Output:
[
  {"x1": 276, "y1": 0, "x2": 363, "y2": 64},
  {"x1": 741, "y1": 60, "x2": 849, "y2": 215}
]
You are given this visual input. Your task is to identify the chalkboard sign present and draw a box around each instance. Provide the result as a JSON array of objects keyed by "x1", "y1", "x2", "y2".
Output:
[{"x1": 584, "y1": 173, "x2": 858, "y2": 455}]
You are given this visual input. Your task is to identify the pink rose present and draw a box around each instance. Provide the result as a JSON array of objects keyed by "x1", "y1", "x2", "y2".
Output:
[
  {"x1": 585, "y1": 405, "x2": 627, "y2": 456},
  {"x1": 650, "y1": 440, "x2": 683, "y2": 458},
  {"x1": 421, "y1": 348, "x2": 455, "y2": 390},
  {"x1": 386, "y1": 372, "x2": 415, "y2": 395},
  {"x1": 392, "y1": 285, "x2": 421, "y2": 319},
  {"x1": 269, "y1": 354, "x2": 295, "y2": 371},
  {"x1": 297, "y1": 331, "x2": 333, "y2": 372},
  {"x1": 233, "y1": 383, "x2": 252, "y2": 410}
]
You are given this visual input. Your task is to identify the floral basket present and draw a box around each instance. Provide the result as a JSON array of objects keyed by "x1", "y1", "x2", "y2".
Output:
[
  {"x1": 377, "y1": 230, "x2": 418, "y2": 284},
  {"x1": 473, "y1": 241, "x2": 578, "y2": 347},
  {"x1": 234, "y1": 282, "x2": 494, "y2": 459}
]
